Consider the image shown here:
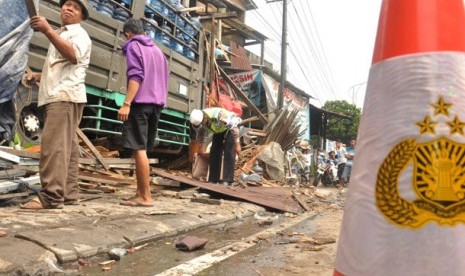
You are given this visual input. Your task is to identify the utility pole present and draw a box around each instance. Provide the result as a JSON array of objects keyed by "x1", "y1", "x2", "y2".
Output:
[{"x1": 267, "y1": 0, "x2": 287, "y2": 110}]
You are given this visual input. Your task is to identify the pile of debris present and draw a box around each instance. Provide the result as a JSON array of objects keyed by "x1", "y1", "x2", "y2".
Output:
[{"x1": 0, "y1": 109, "x2": 318, "y2": 214}]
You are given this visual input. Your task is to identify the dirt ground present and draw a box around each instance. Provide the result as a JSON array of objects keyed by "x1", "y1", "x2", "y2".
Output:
[{"x1": 203, "y1": 187, "x2": 345, "y2": 276}]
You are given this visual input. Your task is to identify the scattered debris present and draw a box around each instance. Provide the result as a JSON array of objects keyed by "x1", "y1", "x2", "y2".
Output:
[
  {"x1": 99, "y1": 260, "x2": 116, "y2": 266},
  {"x1": 78, "y1": 258, "x2": 91, "y2": 267},
  {"x1": 108, "y1": 248, "x2": 127, "y2": 261},
  {"x1": 175, "y1": 236, "x2": 208, "y2": 251}
]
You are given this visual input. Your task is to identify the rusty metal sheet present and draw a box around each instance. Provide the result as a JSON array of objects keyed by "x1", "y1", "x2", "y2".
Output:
[
  {"x1": 152, "y1": 168, "x2": 302, "y2": 214},
  {"x1": 230, "y1": 41, "x2": 253, "y2": 71}
]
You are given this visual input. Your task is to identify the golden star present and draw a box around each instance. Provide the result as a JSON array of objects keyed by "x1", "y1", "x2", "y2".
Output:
[
  {"x1": 447, "y1": 115, "x2": 465, "y2": 135},
  {"x1": 431, "y1": 96, "x2": 452, "y2": 117},
  {"x1": 417, "y1": 116, "x2": 437, "y2": 134}
]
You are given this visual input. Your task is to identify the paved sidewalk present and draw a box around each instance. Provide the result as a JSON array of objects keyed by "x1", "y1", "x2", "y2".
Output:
[{"x1": 0, "y1": 193, "x2": 265, "y2": 275}]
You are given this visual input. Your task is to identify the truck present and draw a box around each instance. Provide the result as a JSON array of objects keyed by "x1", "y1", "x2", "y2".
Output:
[{"x1": 15, "y1": 0, "x2": 205, "y2": 155}]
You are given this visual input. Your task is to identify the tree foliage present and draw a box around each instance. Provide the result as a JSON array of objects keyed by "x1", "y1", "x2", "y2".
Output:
[{"x1": 323, "y1": 100, "x2": 361, "y2": 144}]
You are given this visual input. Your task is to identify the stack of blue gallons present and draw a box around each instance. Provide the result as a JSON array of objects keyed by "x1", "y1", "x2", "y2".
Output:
[
  {"x1": 89, "y1": 0, "x2": 115, "y2": 17},
  {"x1": 144, "y1": 13, "x2": 158, "y2": 40},
  {"x1": 170, "y1": 29, "x2": 185, "y2": 55},
  {"x1": 113, "y1": 1, "x2": 131, "y2": 22},
  {"x1": 160, "y1": 21, "x2": 172, "y2": 48}
]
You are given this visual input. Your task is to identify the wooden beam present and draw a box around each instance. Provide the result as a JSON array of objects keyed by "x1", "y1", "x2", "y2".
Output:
[
  {"x1": 218, "y1": 67, "x2": 268, "y2": 124},
  {"x1": 77, "y1": 129, "x2": 110, "y2": 171},
  {"x1": 0, "y1": 150, "x2": 20, "y2": 164}
]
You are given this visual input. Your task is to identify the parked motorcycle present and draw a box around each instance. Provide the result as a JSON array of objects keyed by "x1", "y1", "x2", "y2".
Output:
[{"x1": 313, "y1": 152, "x2": 339, "y2": 187}]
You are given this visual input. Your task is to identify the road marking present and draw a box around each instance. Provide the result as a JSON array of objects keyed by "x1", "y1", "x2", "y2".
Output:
[{"x1": 155, "y1": 211, "x2": 318, "y2": 276}]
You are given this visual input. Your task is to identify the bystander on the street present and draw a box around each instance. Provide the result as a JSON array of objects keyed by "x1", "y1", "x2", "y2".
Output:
[
  {"x1": 118, "y1": 18, "x2": 169, "y2": 207},
  {"x1": 20, "y1": 0, "x2": 91, "y2": 209}
]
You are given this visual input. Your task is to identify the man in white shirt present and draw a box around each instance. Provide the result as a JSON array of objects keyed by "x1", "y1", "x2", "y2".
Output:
[{"x1": 21, "y1": 0, "x2": 91, "y2": 209}]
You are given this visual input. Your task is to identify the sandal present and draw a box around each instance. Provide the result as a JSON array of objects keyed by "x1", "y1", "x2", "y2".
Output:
[{"x1": 20, "y1": 196, "x2": 63, "y2": 209}]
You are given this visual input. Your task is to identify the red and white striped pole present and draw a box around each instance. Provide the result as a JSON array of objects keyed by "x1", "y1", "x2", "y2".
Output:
[{"x1": 334, "y1": 0, "x2": 465, "y2": 275}]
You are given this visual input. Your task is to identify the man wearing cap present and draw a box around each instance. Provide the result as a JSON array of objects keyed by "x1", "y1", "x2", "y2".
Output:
[
  {"x1": 190, "y1": 108, "x2": 241, "y2": 186},
  {"x1": 21, "y1": 0, "x2": 92, "y2": 209}
]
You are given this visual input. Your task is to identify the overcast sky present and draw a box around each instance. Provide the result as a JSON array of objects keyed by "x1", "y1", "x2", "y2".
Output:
[{"x1": 245, "y1": 0, "x2": 382, "y2": 108}]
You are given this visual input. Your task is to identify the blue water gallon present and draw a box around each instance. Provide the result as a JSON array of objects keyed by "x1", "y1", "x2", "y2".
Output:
[
  {"x1": 113, "y1": 3, "x2": 130, "y2": 22},
  {"x1": 184, "y1": 38, "x2": 197, "y2": 60},
  {"x1": 151, "y1": 0, "x2": 163, "y2": 13},
  {"x1": 171, "y1": 30, "x2": 184, "y2": 54},
  {"x1": 164, "y1": 0, "x2": 176, "y2": 22},
  {"x1": 189, "y1": 16, "x2": 201, "y2": 37},
  {"x1": 144, "y1": 14, "x2": 158, "y2": 40},
  {"x1": 172, "y1": 1, "x2": 185, "y2": 28},
  {"x1": 121, "y1": 0, "x2": 132, "y2": 6},
  {"x1": 161, "y1": 22, "x2": 172, "y2": 48},
  {"x1": 98, "y1": 0, "x2": 114, "y2": 18}
]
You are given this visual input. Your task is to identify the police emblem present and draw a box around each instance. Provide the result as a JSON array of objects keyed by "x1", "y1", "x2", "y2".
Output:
[{"x1": 376, "y1": 96, "x2": 465, "y2": 228}]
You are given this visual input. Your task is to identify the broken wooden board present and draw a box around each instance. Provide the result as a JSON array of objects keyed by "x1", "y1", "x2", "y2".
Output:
[
  {"x1": 152, "y1": 168, "x2": 302, "y2": 214},
  {"x1": 78, "y1": 171, "x2": 135, "y2": 186},
  {"x1": 77, "y1": 129, "x2": 110, "y2": 171},
  {"x1": 0, "y1": 150, "x2": 20, "y2": 164},
  {"x1": 0, "y1": 169, "x2": 27, "y2": 180},
  {"x1": 0, "y1": 175, "x2": 40, "y2": 193},
  {"x1": 0, "y1": 147, "x2": 40, "y2": 159}
]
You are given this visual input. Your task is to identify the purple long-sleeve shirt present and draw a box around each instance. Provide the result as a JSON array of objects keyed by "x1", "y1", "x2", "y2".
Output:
[{"x1": 122, "y1": 35, "x2": 169, "y2": 107}]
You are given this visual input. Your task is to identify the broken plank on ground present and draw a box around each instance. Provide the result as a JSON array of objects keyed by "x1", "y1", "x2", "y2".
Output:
[
  {"x1": 0, "y1": 176, "x2": 41, "y2": 194},
  {"x1": 78, "y1": 171, "x2": 135, "y2": 186},
  {"x1": 0, "y1": 169, "x2": 27, "y2": 179},
  {"x1": 77, "y1": 129, "x2": 110, "y2": 171},
  {"x1": 0, "y1": 150, "x2": 20, "y2": 164},
  {"x1": 152, "y1": 168, "x2": 302, "y2": 214}
]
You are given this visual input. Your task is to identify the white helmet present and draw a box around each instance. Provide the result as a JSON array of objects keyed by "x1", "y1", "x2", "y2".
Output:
[{"x1": 190, "y1": 109, "x2": 204, "y2": 126}]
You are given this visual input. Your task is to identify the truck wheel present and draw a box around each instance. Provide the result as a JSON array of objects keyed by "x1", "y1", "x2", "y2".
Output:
[{"x1": 14, "y1": 84, "x2": 43, "y2": 146}]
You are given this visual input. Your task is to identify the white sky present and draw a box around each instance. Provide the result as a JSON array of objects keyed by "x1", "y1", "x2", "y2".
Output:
[{"x1": 245, "y1": 0, "x2": 382, "y2": 108}]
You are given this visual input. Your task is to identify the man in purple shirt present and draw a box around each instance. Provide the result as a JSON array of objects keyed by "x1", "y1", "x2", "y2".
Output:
[{"x1": 118, "y1": 18, "x2": 168, "y2": 207}]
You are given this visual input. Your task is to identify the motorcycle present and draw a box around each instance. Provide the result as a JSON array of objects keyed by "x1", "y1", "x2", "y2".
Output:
[{"x1": 313, "y1": 153, "x2": 339, "y2": 187}]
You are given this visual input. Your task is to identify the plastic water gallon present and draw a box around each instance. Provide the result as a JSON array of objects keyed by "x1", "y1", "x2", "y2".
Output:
[
  {"x1": 171, "y1": 29, "x2": 184, "y2": 54},
  {"x1": 161, "y1": 22, "x2": 172, "y2": 48},
  {"x1": 163, "y1": 0, "x2": 174, "y2": 22},
  {"x1": 172, "y1": 1, "x2": 185, "y2": 29},
  {"x1": 98, "y1": 0, "x2": 114, "y2": 17},
  {"x1": 184, "y1": 39, "x2": 197, "y2": 60},
  {"x1": 121, "y1": 0, "x2": 132, "y2": 6},
  {"x1": 151, "y1": 0, "x2": 163, "y2": 13},
  {"x1": 144, "y1": 14, "x2": 158, "y2": 40},
  {"x1": 188, "y1": 16, "x2": 201, "y2": 37}
]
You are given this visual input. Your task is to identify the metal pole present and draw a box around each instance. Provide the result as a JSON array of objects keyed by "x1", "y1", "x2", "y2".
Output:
[{"x1": 277, "y1": 0, "x2": 287, "y2": 111}]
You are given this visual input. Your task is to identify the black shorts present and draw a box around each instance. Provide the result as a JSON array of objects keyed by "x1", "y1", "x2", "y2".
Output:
[{"x1": 122, "y1": 103, "x2": 162, "y2": 150}]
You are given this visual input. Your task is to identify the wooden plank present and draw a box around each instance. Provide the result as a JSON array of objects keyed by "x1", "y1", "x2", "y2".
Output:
[
  {"x1": 152, "y1": 168, "x2": 302, "y2": 214},
  {"x1": 77, "y1": 129, "x2": 110, "y2": 171},
  {"x1": 0, "y1": 176, "x2": 41, "y2": 193},
  {"x1": 0, "y1": 169, "x2": 27, "y2": 180},
  {"x1": 218, "y1": 67, "x2": 268, "y2": 124},
  {"x1": 292, "y1": 193, "x2": 311, "y2": 212},
  {"x1": 24, "y1": 0, "x2": 38, "y2": 17},
  {"x1": 0, "y1": 147, "x2": 40, "y2": 159},
  {"x1": 78, "y1": 171, "x2": 135, "y2": 186},
  {"x1": 0, "y1": 150, "x2": 20, "y2": 164},
  {"x1": 0, "y1": 191, "x2": 31, "y2": 200}
]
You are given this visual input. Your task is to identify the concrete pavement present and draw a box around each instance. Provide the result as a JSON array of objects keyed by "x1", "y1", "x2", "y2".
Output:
[{"x1": 0, "y1": 191, "x2": 266, "y2": 275}]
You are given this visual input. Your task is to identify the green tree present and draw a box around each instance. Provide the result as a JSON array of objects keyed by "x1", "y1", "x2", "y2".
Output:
[{"x1": 322, "y1": 100, "x2": 361, "y2": 144}]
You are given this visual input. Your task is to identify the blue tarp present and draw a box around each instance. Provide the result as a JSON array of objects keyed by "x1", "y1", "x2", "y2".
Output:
[{"x1": 0, "y1": 0, "x2": 37, "y2": 142}]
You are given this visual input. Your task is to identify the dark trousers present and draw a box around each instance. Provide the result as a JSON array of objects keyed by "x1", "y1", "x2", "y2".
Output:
[
  {"x1": 208, "y1": 131, "x2": 235, "y2": 183},
  {"x1": 39, "y1": 102, "x2": 84, "y2": 205}
]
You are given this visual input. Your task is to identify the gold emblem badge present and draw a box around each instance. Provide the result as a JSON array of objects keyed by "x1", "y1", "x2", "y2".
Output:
[{"x1": 376, "y1": 96, "x2": 465, "y2": 228}]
